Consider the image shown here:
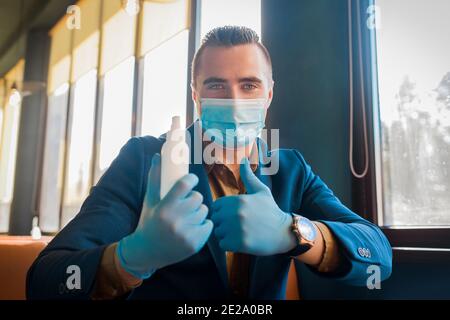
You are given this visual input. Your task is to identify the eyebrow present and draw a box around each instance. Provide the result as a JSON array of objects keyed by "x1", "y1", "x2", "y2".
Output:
[
  {"x1": 202, "y1": 76, "x2": 264, "y2": 85},
  {"x1": 238, "y1": 77, "x2": 263, "y2": 84},
  {"x1": 203, "y1": 77, "x2": 227, "y2": 85}
]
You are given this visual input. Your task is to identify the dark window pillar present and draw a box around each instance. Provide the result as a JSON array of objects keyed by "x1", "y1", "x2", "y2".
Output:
[{"x1": 9, "y1": 29, "x2": 50, "y2": 235}]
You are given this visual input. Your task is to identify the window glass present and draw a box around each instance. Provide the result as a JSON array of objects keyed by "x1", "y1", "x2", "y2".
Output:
[
  {"x1": 141, "y1": 30, "x2": 189, "y2": 137},
  {"x1": 376, "y1": 0, "x2": 450, "y2": 226},
  {"x1": 61, "y1": 70, "x2": 97, "y2": 227},
  {"x1": 0, "y1": 93, "x2": 22, "y2": 232},
  {"x1": 97, "y1": 57, "x2": 135, "y2": 180},
  {"x1": 39, "y1": 84, "x2": 69, "y2": 232}
]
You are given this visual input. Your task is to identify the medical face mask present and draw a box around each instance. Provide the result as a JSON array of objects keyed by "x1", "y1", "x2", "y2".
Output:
[{"x1": 200, "y1": 98, "x2": 267, "y2": 148}]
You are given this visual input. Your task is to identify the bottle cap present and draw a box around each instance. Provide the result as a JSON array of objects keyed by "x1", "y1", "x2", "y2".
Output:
[
  {"x1": 171, "y1": 116, "x2": 181, "y2": 130},
  {"x1": 31, "y1": 216, "x2": 42, "y2": 240}
]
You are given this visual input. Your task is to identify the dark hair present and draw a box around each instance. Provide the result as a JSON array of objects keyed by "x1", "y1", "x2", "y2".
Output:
[{"x1": 191, "y1": 26, "x2": 273, "y2": 87}]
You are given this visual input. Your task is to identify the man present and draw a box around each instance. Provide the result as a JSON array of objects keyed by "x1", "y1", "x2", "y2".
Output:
[{"x1": 27, "y1": 26, "x2": 392, "y2": 300}]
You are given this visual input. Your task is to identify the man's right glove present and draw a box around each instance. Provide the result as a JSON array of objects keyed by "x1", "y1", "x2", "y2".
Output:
[{"x1": 117, "y1": 153, "x2": 213, "y2": 279}]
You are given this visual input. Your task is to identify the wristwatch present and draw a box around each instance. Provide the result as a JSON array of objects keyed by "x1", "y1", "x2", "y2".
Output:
[{"x1": 286, "y1": 214, "x2": 317, "y2": 257}]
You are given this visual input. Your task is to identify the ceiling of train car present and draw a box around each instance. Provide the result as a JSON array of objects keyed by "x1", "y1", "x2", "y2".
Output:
[{"x1": 0, "y1": 0, "x2": 75, "y2": 76}]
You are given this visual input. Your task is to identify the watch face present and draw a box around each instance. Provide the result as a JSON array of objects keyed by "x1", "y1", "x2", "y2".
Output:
[{"x1": 298, "y1": 218, "x2": 317, "y2": 242}]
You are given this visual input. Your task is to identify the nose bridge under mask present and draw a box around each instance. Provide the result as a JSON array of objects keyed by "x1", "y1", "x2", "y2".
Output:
[{"x1": 200, "y1": 98, "x2": 267, "y2": 124}]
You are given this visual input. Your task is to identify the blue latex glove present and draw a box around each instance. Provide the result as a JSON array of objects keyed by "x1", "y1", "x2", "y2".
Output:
[
  {"x1": 117, "y1": 153, "x2": 213, "y2": 279},
  {"x1": 211, "y1": 158, "x2": 296, "y2": 256}
]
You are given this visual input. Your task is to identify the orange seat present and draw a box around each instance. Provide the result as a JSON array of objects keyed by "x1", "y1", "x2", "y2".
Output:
[
  {"x1": 0, "y1": 236, "x2": 51, "y2": 300},
  {"x1": 286, "y1": 260, "x2": 300, "y2": 300}
]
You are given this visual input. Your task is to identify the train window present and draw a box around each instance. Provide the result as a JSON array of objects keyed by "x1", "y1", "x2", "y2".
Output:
[
  {"x1": 93, "y1": 1, "x2": 137, "y2": 182},
  {"x1": 58, "y1": 0, "x2": 101, "y2": 228},
  {"x1": 39, "y1": 83, "x2": 69, "y2": 232},
  {"x1": 61, "y1": 70, "x2": 97, "y2": 227},
  {"x1": 38, "y1": 0, "x2": 192, "y2": 230},
  {"x1": 200, "y1": 0, "x2": 262, "y2": 39},
  {"x1": 0, "y1": 61, "x2": 24, "y2": 233},
  {"x1": 39, "y1": 17, "x2": 72, "y2": 233},
  {"x1": 0, "y1": 96, "x2": 20, "y2": 232},
  {"x1": 141, "y1": 30, "x2": 189, "y2": 137},
  {"x1": 139, "y1": 0, "x2": 190, "y2": 137},
  {"x1": 97, "y1": 57, "x2": 135, "y2": 180},
  {"x1": 376, "y1": 0, "x2": 450, "y2": 226}
]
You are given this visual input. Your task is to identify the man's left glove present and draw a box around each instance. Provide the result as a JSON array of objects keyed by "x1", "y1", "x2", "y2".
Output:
[{"x1": 210, "y1": 158, "x2": 297, "y2": 256}]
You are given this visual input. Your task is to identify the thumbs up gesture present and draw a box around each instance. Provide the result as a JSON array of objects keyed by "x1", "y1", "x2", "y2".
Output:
[{"x1": 211, "y1": 158, "x2": 297, "y2": 256}]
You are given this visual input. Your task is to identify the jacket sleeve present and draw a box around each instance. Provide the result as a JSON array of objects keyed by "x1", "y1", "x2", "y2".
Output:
[
  {"x1": 294, "y1": 150, "x2": 392, "y2": 286},
  {"x1": 26, "y1": 137, "x2": 159, "y2": 299}
]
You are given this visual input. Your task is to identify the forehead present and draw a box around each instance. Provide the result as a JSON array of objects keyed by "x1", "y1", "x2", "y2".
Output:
[{"x1": 197, "y1": 44, "x2": 270, "y2": 81}]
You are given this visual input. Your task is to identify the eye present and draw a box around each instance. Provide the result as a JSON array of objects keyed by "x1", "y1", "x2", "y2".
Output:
[
  {"x1": 207, "y1": 83, "x2": 225, "y2": 90},
  {"x1": 242, "y1": 83, "x2": 258, "y2": 90}
]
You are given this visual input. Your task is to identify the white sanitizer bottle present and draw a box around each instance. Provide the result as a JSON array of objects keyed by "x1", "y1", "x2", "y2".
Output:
[{"x1": 160, "y1": 116, "x2": 190, "y2": 199}]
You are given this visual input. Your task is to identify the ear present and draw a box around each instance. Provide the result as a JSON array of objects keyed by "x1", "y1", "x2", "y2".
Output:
[
  {"x1": 191, "y1": 84, "x2": 202, "y2": 117},
  {"x1": 267, "y1": 80, "x2": 274, "y2": 108},
  {"x1": 191, "y1": 82, "x2": 197, "y2": 101}
]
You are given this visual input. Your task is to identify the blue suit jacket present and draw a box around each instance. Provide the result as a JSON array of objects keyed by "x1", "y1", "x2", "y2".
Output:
[{"x1": 27, "y1": 122, "x2": 392, "y2": 299}]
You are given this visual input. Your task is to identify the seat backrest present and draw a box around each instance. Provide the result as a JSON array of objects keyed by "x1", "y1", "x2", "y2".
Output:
[
  {"x1": 0, "y1": 235, "x2": 299, "y2": 300},
  {"x1": 0, "y1": 236, "x2": 50, "y2": 300},
  {"x1": 286, "y1": 259, "x2": 300, "y2": 300}
]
